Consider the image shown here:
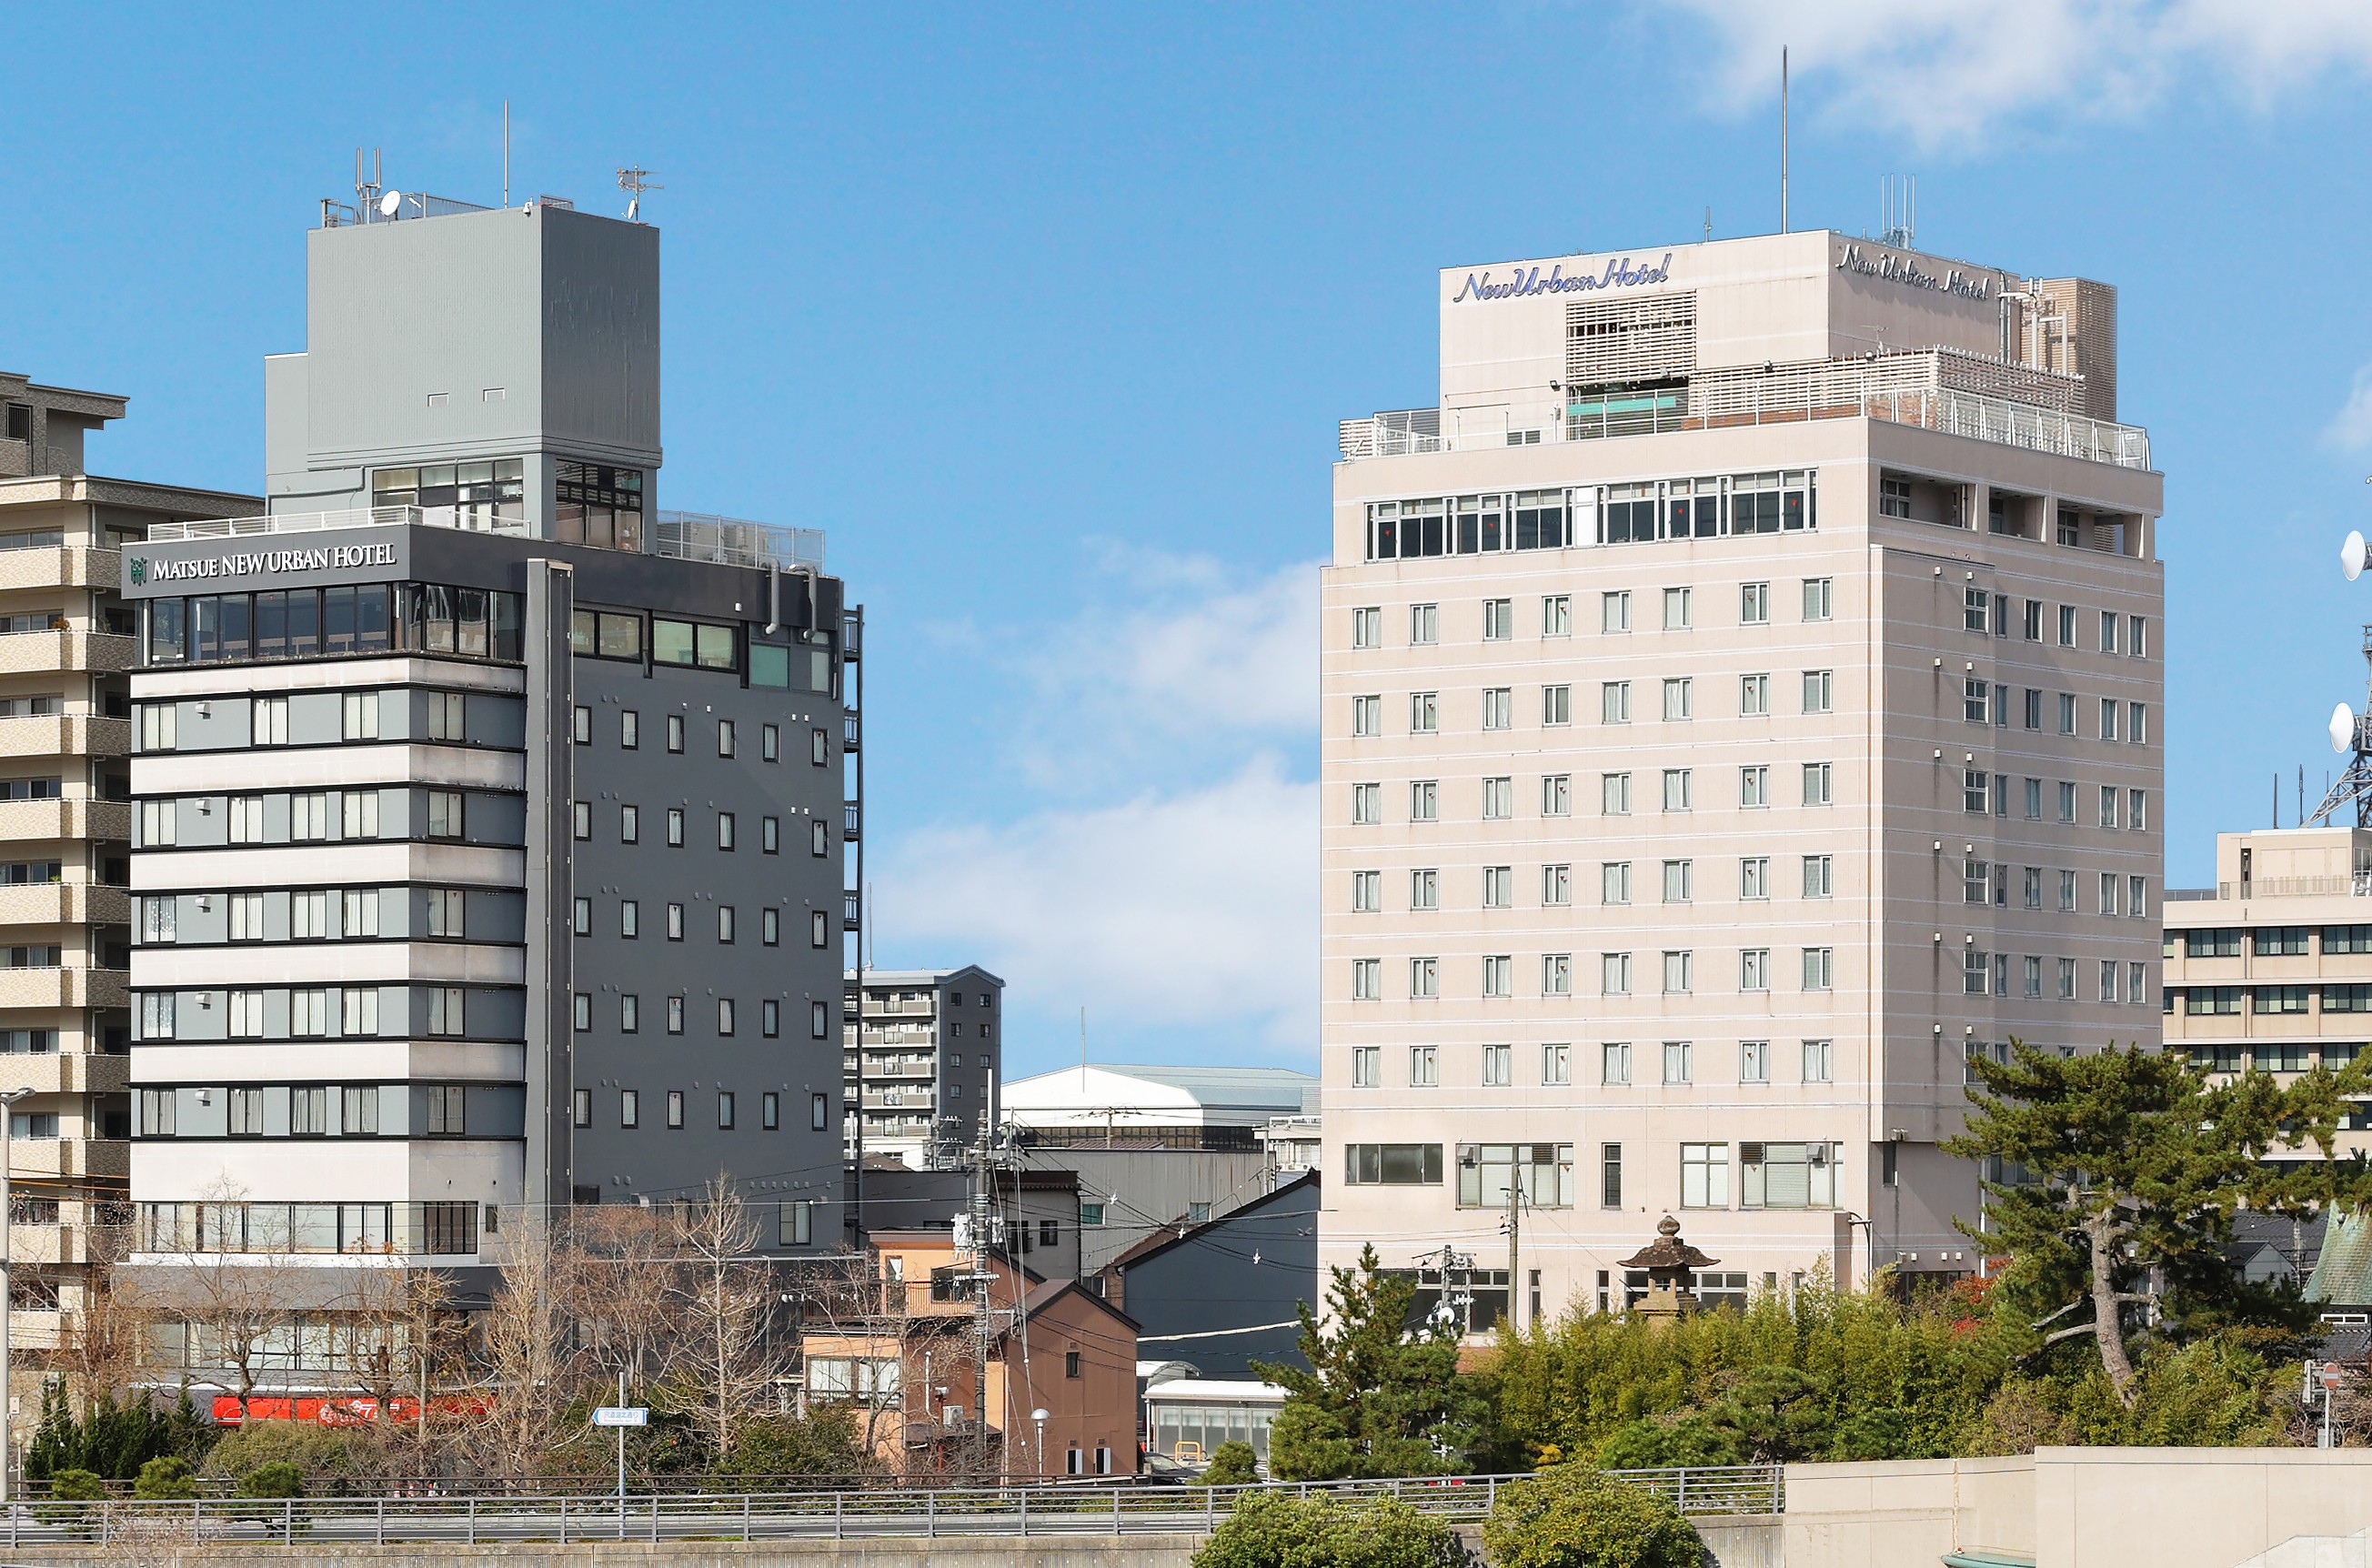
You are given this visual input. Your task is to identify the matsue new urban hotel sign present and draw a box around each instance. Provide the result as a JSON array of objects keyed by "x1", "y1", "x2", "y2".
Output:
[{"x1": 128, "y1": 541, "x2": 399, "y2": 586}]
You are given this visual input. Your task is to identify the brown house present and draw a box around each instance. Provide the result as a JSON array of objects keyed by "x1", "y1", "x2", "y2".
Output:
[{"x1": 799, "y1": 1230, "x2": 1139, "y2": 1479}]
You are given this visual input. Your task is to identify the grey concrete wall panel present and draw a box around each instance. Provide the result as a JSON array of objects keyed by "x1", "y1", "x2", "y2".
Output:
[
  {"x1": 262, "y1": 794, "x2": 290, "y2": 842},
  {"x1": 261, "y1": 890, "x2": 290, "y2": 942},
  {"x1": 262, "y1": 1085, "x2": 289, "y2": 1137},
  {"x1": 175, "y1": 898, "x2": 226, "y2": 944},
  {"x1": 262, "y1": 355, "x2": 310, "y2": 495},
  {"x1": 173, "y1": 699, "x2": 251, "y2": 750},
  {"x1": 464, "y1": 792, "x2": 528, "y2": 848},
  {"x1": 467, "y1": 694, "x2": 527, "y2": 749},
  {"x1": 538, "y1": 211, "x2": 662, "y2": 467},
  {"x1": 523, "y1": 558, "x2": 573, "y2": 1213},
  {"x1": 174, "y1": 1089, "x2": 226, "y2": 1138},
  {"x1": 377, "y1": 889, "x2": 409, "y2": 939},
  {"x1": 467, "y1": 890, "x2": 527, "y2": 943},
  {"x1": 288, "y1": 692, "x2": 341, "y2": 745},
  {"x1": 172, "y1": 799, "x2": 226, "y2": 848},
  {"x1": 380, "y1": 1083, "x2": 410, "y2": 1136},
  {"x1": 464, "y1": 1083, "x2": 527, "y2": 1137}
]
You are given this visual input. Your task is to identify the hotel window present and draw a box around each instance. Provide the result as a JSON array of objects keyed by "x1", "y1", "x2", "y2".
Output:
[
  {"x1": 1741, "y1": 765, "x2": 1769, "y2": 807},
  {"x1": 810, "y1": 819, "x2": 828, "y2": 857},
  {"x1": 1662, "y1": 859, "x2": 1693, "y2": 903},
  {"x1": 1663, "y1": 769, "x2": 1693, "y2": 811},
  {"x1": 1602, "y1": 590, "x2": 1631, "y2": 633},
  {"x1": 1543, "y1": 684, "x2": 1571, "y2": 726},
  {"x1": 1682, "y1": 1143, "x2": 1729, "y2": 1208},
  {"x1": 666, "y1": 808, "x2": 686, "y2": 846},
  {"x1": 1663, "y1": 587, "x2": 1692, "y2": 629},
  {"x1": 1663, "y1": 1040, "x2": 1692, "y2": 1084},
  {"x1": 1543, "y1": 864, "x2": 1571, "y2": 906},
  {"x1": 1662, "y1": 950, "x2": 1693, "y2": 994},
  {"x1": 1602, "y1": 862, "x2": 1631, "y2": 905},
  {"x1": 2098, "y1": 609, "x2": 2120, "y2": 653},
  {"x1": 1602, "y1": 953, "x2": 1632, "y2": 996},
  {"x1": 2058, "y1": 604, "x2": 2077, "y2": 645},
  {"x1": 1601, "y1": 1143, "x2": 1624, "y2": 1208},
  {"x1": 1742, "y1": 949, "x2": 1770, "y2": 991},
  {"x1": 1409, "y1": 958, "x2": 1438, "y2": 999},
  {"x1": 1482, "y1": 778, "x2": 1513, "y2": 819},
  {"x1": 1803, "y1": 669, "x2": 1833, "y2": 714},
  {"x1": 1964, "y1": 587, "x2": 1994, "y2": 634},
  {"x1": 1352, "y1": 1045, "x2": 1380, "y2": 1086},
  {"x1": 2023, "y1": 689, "x2": 2042, "y2": 730},
  {"x1": 1965, "y1": 678, "x2": 1993, "y2": 725},
  {"x1": 1410, "y1": 1045, "x2": 1439, "y2": 1086},
  {"x1": 1351, "y1": 960, "x2": 1379, "y2": 1000},
  {"x1": 253, "y1": 696, "x2": 289, "y2": 746},
  {"x1": 1482, "y1": 688, "x2": 1513, "y2": 730},
  {"x1": 1482, "y1": 1043, "x2": 1512, "y2": 1085},
  {"x1": 1482, "y1": 955, "x2": 1513, "y2": 997},
  {"x1": 1741, "y1": 857, "x2": 1769, "y2": 900},
  {"x1": 1410, "y1": 604, "x2": 1438, "y2": 645},
  {"x1": 1344, "y1": 1143, "x2": 1442, "y2": 1184},
  {"x1": 1802, "y1": 762, "x2": 1832, "y2": 806},
  {"x1": 1352, "y1": 783, "x2": 1380, "y2": 825},
  {"x1": 667, "y1": 995, "x2": 686, "y2": 1035},
  {"x1": 1879, "y1": 477, "x2": 1913, "y2": 518},
  {"x1": 1741, "y1": 581, "x2": 1770, "y2": 624},
  {"x1": 2024, "y1": 868, "x2": 2043, "y2": 909},
  {"x1": 1352, "y1": 607, "x2": 1381, "y2": 648},
  {"x1": 1601, "y1": 1042, "x2": 1632, "y2": 1086},
  {"x1": 2129, "y1": 704, "x2": 2148, "y2": 745},
  {"x1": 1739, "y1": 673, "x2": 1769, "y2": 716},
  {"x1": 2025, "y1": 778, "x2": 2044, "y2": 819},
  {"x1": 1410, "y1": 691, "x2": 1437, "y2": 733},
  {"x1": 1964, "y1": 770, "x2": 1991, "y2": 814},
  {"x1": 1802, "y1": 855, "x2": 1833, "y2": 899},
  {"x1": 1352, "y1": 869, "x2": 1381, "y2": 912},
  {"x1": 2025, "y1": 957, "x2": 2044, "y2": 998},
  {"x1": 1801, "y1": 1039, "x2": 1834, "y2": 1083},
  {"x1": 1801, "y1": 578, "x2": 1833, "y2": 621},
  {"x1": 1602, "y1": 681, "x2": 1631, "y2": 724},
  {"x1": 2098, "y1": 873, "x2": 2121, "y2": 916},
  {"x1": 1802, "y1": 948, "x2": 1834, "y2": 990},
  {"x1": 1482, "y1": 598, "x2": 1513, "y2": 640},
  {"x1": 2130, "y1": 616, "x2": 2149, "y2": 657},
  {"x1": 1542, "y1": 1043, "x2": 1571, "y2": 1085},
  {"x1": 2129, "y1": 962, "x2": 2148, "y2": 1005},
  {"x1": 1543, "y1": 953, "x2": 1573, "y2": 1002},
  {"x1": 1411, "y1": 868, "x2": 1438, "y2": 910},
  {"x1": 1543, "y1": 774, "x2": 1572, "y2": 816},
  {"x1": 2099, "y1": 787, "x2": 2119, "y2": 829},
  {"x1": 1742, "y1": 1141, "x2": 1840, "y2": 1209},
  {"x1": 1352, "y1": 695, "x2": 1381, "y2": 737},
  {"x1": 2057, "y1": 782, "x2": 2077, "y2": 824},
  {"x1": 1602, "y1": 772, "x2": 1631, "y2": 815},
  {"x1": 1663, "y1": 678, "x2": 1692, "y2": 721},
  {"x1": 1740, "y1": 1040, "x2": 1769, "y2": 1083},
  {"x1": 1483, "y1": 866, "x2": 1513, "y2": 909},
  {"x1": 717, "y1": 812, "x2": 736, "y2": 850},
  {"x1": 1410, "y1": 780, "x2": 1437, "y2": 821},
  {"x1": 2099, "y1": 699, "x2": 2120, "y2": 741},
  {"x1": 554, "y1": 460, "x2": 645, "y2": 549},
  {"x1": 1543, "y1": 595, "x2": 1572, "y2": 637}
]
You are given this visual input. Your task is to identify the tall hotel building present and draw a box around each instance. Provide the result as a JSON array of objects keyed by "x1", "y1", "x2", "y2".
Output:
[
  {"x1": 123, "y1": 196, "x2": 856, "y2": 1327},
  {"x1": 1323, "y1": 233, "x2": 2161, "y2": 1322}
]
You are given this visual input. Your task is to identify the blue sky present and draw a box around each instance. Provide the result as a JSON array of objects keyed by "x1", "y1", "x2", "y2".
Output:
[{"x1": 10, "y1": 3, "x2": 2372, "y2": 1075}]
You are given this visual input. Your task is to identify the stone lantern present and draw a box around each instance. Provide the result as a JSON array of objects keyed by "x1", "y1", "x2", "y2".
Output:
[{"x1": 1618, "y1": 1215, "x2": 1718, "y2": 1319}]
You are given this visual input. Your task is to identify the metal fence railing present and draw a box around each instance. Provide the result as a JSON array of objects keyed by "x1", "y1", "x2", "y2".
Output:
[{"x1": 4, "y1": 1464, "x2": 1783, "y2": 1549}]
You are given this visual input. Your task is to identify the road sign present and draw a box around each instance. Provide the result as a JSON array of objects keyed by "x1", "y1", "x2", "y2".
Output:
[
  {"x1": 594, "y1": 1406, "x2": 648, "y2": 1427},
  {"x1": 2323, "y1": 1365, "x2": 2346, "y2": 1391}
]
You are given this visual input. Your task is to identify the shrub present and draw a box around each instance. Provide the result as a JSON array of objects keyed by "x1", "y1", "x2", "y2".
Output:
[
  {"x1": 1266, "y1": 1400, "x2": 1355, "y2": 1482},
  {"x1": 712, "y1": 1406, "x2": 889, "y2": 1484},
  {"x1": 1594, "y1": 1415, "x2": 1741, "y2": 1470},
  {"x1": 236, "y1": 1461, "x2": 307, "y2": 1500},
  {"x1": 199, "y1": 1421, "x2": 380, "y2": 1490},
  {"x1": 1198, "y1": 1441, "x2": 1260, "y2": 1486},
  {"x1": 133, "y1": 1454, "x2": 198, "y2": 1500},
  {"x1": 1482, "y1": 1464, "x2": 1702, "y2": 1568},
  {"x1": 45, "y1": 1468, "x2": 105, "y2": 1501},
  {"x1": 1194, "y1": 1491, "x2": 1459, "y2": 1568}
]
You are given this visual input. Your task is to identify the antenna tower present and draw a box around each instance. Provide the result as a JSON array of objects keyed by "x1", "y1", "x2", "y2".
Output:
[
  {"x1": 2311, "y1": 622, "x2": 2372, "y2": 827},
  {"x1": 618, "y1": 166, "x2": 663, "y2": 224}
]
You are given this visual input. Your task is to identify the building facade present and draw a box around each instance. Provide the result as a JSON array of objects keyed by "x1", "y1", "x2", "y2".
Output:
[
  {"x1": 1322, "y1": 231, "x2": 2164, "y2": 1322},
  {"x1": 0, "y1": 375, "x2": 259, "y2": 1356},
  {"x1": 842, "y1": 965, "x2": 1002, "y2": 1169},
  {"x1": 123, "y1": 196, "x2": 856, "y2": 1350},
  {"x1": 2163, "y1": 825, "x2": 2372, "y2": 1158}
]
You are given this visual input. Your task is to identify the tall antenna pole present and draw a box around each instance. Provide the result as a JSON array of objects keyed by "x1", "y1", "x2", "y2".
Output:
[
  {"x1": 1780, "y1": 47, "x2": 1790, "y2": 235},
  {"x1": 503, "y1": 100, "x2": 510, "y2": 207},
  {"x1": 1079, "y1": 1007, "x2": 1087, "y2": 1091}
]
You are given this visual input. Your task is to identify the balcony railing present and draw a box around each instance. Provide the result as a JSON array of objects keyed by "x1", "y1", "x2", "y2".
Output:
[
  {"x1": 2187, "y1": 875, "x2": 2372, "y2": 900},
  {"x1": 147, "y1": 505, "x2": 530, "y2": 542},
  {"x1": 1342, "y1": 350, "x2": 2151, "y2": 471},
  {"x1": 652, "y1": 512, "x2": 824, "y2": 571}
]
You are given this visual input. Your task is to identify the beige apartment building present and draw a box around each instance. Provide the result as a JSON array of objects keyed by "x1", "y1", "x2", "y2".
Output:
[
  {"x1": 0, "y1": 372, "x2": 257, "y2": 1351},
  {"x1": 1322, "y1": 232, "x2": 2163, "y2": 1325},
  {"x1": 2163, "y1": 826, "x2": 2372, "y2": 1149},
  {"x1": 843, "y1": 966, "x2": 1003, "y2": 1168}
]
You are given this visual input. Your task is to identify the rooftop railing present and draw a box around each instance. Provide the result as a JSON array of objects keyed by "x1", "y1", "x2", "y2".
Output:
[
  {"x1": 147, "y1": 506, "x2": 528, "y2": 542},
  {"x1": 653, "y1": 511, "x2": 825, "y2": 571},
  {"x1": 1342, "y1": 349, "x2": 2151, "y2": 471}
]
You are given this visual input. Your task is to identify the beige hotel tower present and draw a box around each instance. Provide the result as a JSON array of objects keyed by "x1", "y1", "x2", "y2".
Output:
[{"x1": 1323, "y1": 232, "x2": 2162, "y2": 1324}]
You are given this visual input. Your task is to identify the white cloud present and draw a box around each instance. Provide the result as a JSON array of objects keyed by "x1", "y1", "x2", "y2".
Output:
[
  {"x1": 2326, "y1": 366, "x2": 2372, "y2": 453},
  {"x1": 1669, "y1": 0, "x2": 2372, "y2": 146},
  {"x1": 873, "y1": 756, "x2": 1317, "y2": 1057},
  {"x1": 872, "y1": 547, "x2": 1322, "y2": 1064}
]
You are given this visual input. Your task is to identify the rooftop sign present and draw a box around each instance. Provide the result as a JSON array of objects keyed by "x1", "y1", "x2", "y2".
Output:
[
  {"x1": 1449, "y1": 254, "x2": 1673, "y2": 305},
  {"x1": 1834, "y1": 243, "x2": 2001, "y2": 300},
  {"x1": 121, "y1": 528, "x2": 411, "y2": 598}
]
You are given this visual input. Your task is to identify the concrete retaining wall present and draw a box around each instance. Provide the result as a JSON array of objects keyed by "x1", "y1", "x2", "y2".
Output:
[{"x1": 0, "y1": 1538, "x2": 1209, "y2": 1568}]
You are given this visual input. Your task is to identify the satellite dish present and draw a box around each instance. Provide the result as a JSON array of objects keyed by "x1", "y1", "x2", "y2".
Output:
[
  {"x1": 2334, "y1": 702, "x2": 2357, "y2": 756},
  {"x1": 2347, "y1": 530, "x2": 2367, "y2": 582},
  {"x1": 379, "y1": 189, "x2": 403, "y2": 219}
]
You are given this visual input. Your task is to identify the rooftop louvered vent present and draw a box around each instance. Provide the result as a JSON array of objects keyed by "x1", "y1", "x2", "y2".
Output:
[{"x1": 1565, "y1": 293, "x2": 1697, "y2": 387}]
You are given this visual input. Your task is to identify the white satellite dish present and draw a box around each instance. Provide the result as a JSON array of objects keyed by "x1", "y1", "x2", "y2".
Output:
[
  {"x1": 2334, "y1": 703, "x2": 2357, "y2": 755},
  {"x1": 2347, "y1": 530, "x2": 2367, "y2": 582},
  {"x1": 379, "y1": 189, "x2": 404, "y2": 219}
]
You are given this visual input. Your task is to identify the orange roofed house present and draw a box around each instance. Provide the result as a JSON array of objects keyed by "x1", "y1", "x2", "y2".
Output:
[{"x1": 799, "y1": 1229, "x2": 1140, "y2": 1479}]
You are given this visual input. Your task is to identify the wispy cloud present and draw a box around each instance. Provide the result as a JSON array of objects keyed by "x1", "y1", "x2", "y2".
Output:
[
  {"x1": 1669, "y1": 0, "x2": 2372, "y2": 147},
  {"x1": 872, "y1": 547, "x2": 1322, "y2": 1068},
  {"x1": 2327, "y1": 366, "x2": 2372, "y2": 453}
]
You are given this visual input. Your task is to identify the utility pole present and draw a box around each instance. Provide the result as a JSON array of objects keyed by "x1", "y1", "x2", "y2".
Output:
[
  {"x1": 1503, "y1": 1182, "x2": 1523, "y2": 1334},
  {"x1": 968, "y1": 1105, "x2": 996, "y2": 1481}
]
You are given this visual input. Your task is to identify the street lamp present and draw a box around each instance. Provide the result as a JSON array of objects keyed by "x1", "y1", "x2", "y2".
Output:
[
  {"x1": 0, "y1": 1084, "x2": 33, "y2": 1508},
  {"x1": 1030, "y1": 1407, "x2": 1049, "y2": 1478}
]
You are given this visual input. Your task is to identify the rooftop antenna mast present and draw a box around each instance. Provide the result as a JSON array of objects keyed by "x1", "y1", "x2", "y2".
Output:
[
  {"x1": 2313, "y1": 524, "x2": 2372, "y2": 828},
  {"x1": 618, "y1": 166, "x2": 662, "y2": 224},
  {"x1": 503, "y1": 101, "x2": 510, "y2": 207},
  {"x1": 356, "y1": 147, "x2": 384, "y2": 225},
  {"x1": 1882, "y1": 175, "x2": 1916, "y2": 248},
  {"x1": 1780, "y1": 47, "x2": 1790, "y2": 235}
]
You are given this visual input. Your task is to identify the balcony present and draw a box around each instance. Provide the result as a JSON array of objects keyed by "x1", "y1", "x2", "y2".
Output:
[
  {"x1": 0, "y1": 968, "x2": 127, "y2": 1010},
  {"x1": 0, "y1": 882, "x2": 129, "y2": 929},
  {"x1": 1340, "y1": 347, "x2": 2152, "y2": 471},
  {"x1": 0, "y1": 630, "x2": 134, "y2": 678},
  {"x1": 8, "y1": 1139, "x2": 128, "y2": 1180},
  {"x1": 0, "y1": 548, "x2": 118, "y2": 593},
  {"x1": 0, "y1": 715, "x2": 129, "y2": 760},
  {"x1": 0, "y1": 798, "x2": 130, "y2": 845},
  {"x1": 0, "y1": 1051, "x2": 127, "y2": 1096}
]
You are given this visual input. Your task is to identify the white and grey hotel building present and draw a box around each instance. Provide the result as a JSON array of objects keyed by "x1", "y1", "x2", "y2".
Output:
[{"x1": 122, "y1": 195, "x2": 856, "y2": 1321}]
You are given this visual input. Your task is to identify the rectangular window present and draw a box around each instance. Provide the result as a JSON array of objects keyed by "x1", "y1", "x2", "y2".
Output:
[
  {"x1": 1410, "y1": 604, "x2": 1438, "y2": 645},
  {"x1": 1542, "y1": 863, "x2": 1571, "y2": 906},
  {"x1": 1483, "y1": 866, "x2": 1513, "y2": 909},
  {"x1": 1803, "y1": 669, "x2": 1834, "y2": 714},
  {"x1": 1663, "y1": 769, "x2": 1693, "y2": 811},
  {"x1": 1601, "y1": 772, "x2": 1631, "y2": 815},
  {"x1": 426, "y1": 790, "x2": 464, "y2": 840},
  {"x1": 1601, "y1": 953, "x2": 1632, "y2": 996},
  {"x1": 1802, "y1": 762, "x2": 1832, "y2": 806},
  {"x1": 1662, "y1": 859, "x2": 1693, "y2": 903},
  {"x1": 1802, "y1": 948, "x2": 1834, "y2": 990},
  {"x1": 1342, "y1": 1144, "x2": 1443, "y2": 1185},
  {"x1": 1682, "y1": 1142, "x2": 1729, "y2": 1208},
  {"x1": 1409, "y1": 1045, "x2": 1439, "y2": 1086},
  {"x1": 1740, "y1": 1040, "x2": 1769, "y2": 1083},
  {"x1": 1543, "y1": 774, "x2": 1572, "y2": 816},
  {"x1": 252, "y1": 696, "x2": 289, "y2": 746},
  {"x1": 1409, "y1": 957, "x2": 1438, "y2": 999},
  {"x1": 1602, "y1": 681, "x2": 1631, "y2": 724},
  {"x1": 1352, "y1": 869, "x2": 1381, "y2": 912},
  {"x1": 1663, "y1": 678, "x2": 1692, "y2": 721},
  {"x1": 1741, "y1": 857, "x2": 1769, "y2": 900},
  {"x1": 1409, "y1": 781, "x2": 1437, "y2": 821},
  {"x1": 345, "y1": 691, "x2": 382, "y2": 740},
  {"x1": 2130, "y1": 703, "x2": 2148, "y2": 745},
  {"x1": 572, "y1": 801, "x2": 591, "y2": 841},
  {"x1": 1482, "y1": 598, "x2": 1513, "y2": 640},
  {"x1": 1352, "y1": 695, "x2": 1381, "y2": 737},
  {"x1": 1662, "y1": 950, "x2": 1693, "y2": 994},
  {"x1": 1741, "y1": 1141, "x2": 1840, "y2": 1209},
  {"x1": 718, "y1": 812, "x2": 736, "y2": 850},
  {"x1": 1352, "y1": 607, "x2": 1382, "y2": 648},
  {"x1": 621, "y1": 1090, "x2": 639, "y2": 1129},
  {"x1": 1602, "y1": 591, "x2": 1631, "y2": 633},
  {"x1": 666, "y1": 808, "x2": 686, "y2": 847},
  {"x1": 1352, "y1": 783, "x2": 1381, "y2": 825},
  {"x1": 1601, "y1": 1041, "x2": 1632, "y2": 1085},
  {"x1": 1410, "y1": 691, "x2": 1438, "y2": 733},
  {"x1": 1543, "y1": 684, "x2": 1571, "y2": 726},
  {"x1": 1601, "y1": 861, "x2": 1631, "y2": 905},
  {"x1": 1542, "y1": 1043, "x2": 1571, "y2": 1085},
  {"x1": 1741, "y1": 581, "x2": 1770, "y2": 624},
  {"x1": 1543, "y1": 595, "x2": 1571, "y2": 637},
  {"x1": 1352, "y1": 1045, "x2": 1380, "y2": 1086},
  {"x1": 667, "y1": 996, "x2": 686, "y2": 1034},
  {"x1": 1482, "y1": 955, "x2": 1513, "y2": 997},
  {"x1": 1740, "y1": 764, "x2": 1769, "y2": 807},
  {"x1": 1802, "y1": 855, "x2": 1833, "y2": 899},
  {"x1": 1482, "y1": 688, "x2": 1513, "y2": 730},
  {"x1": 1411, "y1": 869, "x2": 1438, "y2": 910},
  {"x1": 1663, "y1": 587, "x2": 1692, "y2": 629},
  {"x1": 2058, "y1": 692, "x2": 2077, "y2": 734},
  {"x1": 1482, "y1": 777, "x2": 1513, "y2": 819},
  {"x1": 666, "y1": 1091, "x2": 685, "y2": 1130},
  {"x1": 1742, "y1": 948, "x2": 1770, "y2": 991},
  {"x1": 1663, "y1": 1040, "x2": 1693, "y2": 1084},
  {"x1": 1740, "y1": 673, "x2": 1769, "y2": 716},
  {"x1": 1351, "y1": 959, "x2": 1380, "y2": 1000},
  {"x1": 1965, "y1": 770, "x2": 1992, "y2": 814},
  {"x1": 1481, "y1": 1043, "x2": 1512, "y2": 1086},
  {"x1": 1601, "y1": 1143, "x2": 1623, "y2": 1208}
]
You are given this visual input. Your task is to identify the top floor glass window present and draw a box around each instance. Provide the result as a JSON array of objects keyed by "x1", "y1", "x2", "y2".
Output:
[
  {"x1": 371, "y1": 458, "x2": 525, "y2": 530},
  {"x1": 554, "y1": 461, "x2": 645, "y2": 550},
  {"x1": 142, "y1": 582, "x2": 518, "y2": 668}
]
